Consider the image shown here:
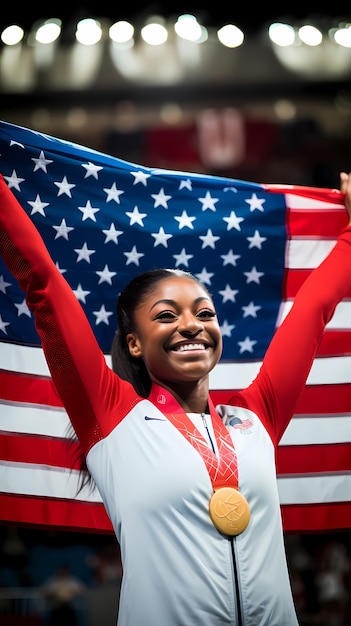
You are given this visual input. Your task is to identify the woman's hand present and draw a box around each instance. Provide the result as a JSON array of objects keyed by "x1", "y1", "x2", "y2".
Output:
[{"x1": 340, "y1": 171, "x2": 351, "y2": 224}]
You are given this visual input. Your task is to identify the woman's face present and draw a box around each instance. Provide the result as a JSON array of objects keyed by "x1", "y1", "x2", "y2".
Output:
[{"x1": 126, "y1": 275, "x2": 223, "y2": 387}]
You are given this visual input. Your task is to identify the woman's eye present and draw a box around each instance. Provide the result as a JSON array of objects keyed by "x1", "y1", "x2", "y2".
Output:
[
  {"x1": 155, "y1": 310, "x2": 176, "y2": 320},
  {"x1": 198, "y1": 310, "x2": 216, "y2": 319}
]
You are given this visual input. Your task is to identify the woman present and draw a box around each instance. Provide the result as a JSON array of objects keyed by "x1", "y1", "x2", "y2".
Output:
[{"x1": 1, "y1": 172, "x2": 351, "y2": 625}]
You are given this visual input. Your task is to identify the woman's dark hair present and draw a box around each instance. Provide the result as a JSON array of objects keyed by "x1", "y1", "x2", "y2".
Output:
[{"x1": 111, "y1": 268, "x2": 206, "y2": 396}]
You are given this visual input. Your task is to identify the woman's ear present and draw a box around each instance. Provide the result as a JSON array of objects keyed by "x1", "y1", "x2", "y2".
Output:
[{"x1": 126, "y1": 333, "x2": 142, "y2": 358}]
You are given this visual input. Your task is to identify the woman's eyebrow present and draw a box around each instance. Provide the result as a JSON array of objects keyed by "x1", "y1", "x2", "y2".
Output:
[{"x1": 149, "y1": 296, "x2": 211, "y2": 312}]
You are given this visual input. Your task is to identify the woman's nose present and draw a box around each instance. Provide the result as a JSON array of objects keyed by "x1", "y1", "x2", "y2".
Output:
[{"x1": 178, "y1": 314, "x2": 203, "y2": 336}]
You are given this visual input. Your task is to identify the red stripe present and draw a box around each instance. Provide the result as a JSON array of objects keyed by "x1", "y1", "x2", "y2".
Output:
[
  {"x1": 281, "y1": 501, "x2": 351, "y2": 532},
  {"x1": 0, "y1": 433, "x2": 83, "y2": 469},
  {"x1": 0, "y1": 492, "x2": 113, "y2": 533},
  {"x1": 0, "y1": 369, "x2": 63, "y2": 407},
  {"x1": 288, "y1": 210, "x2": 348, "y2": 238},
  {"x1": 285, "y1": 269, "x2": 351, "y2": 298},
  {"x1": 316, "y1": 331, "x2": 351, "y2": 356},
  {"x1": 276, "y1": 443, "x2": 351, "y2": 474}
]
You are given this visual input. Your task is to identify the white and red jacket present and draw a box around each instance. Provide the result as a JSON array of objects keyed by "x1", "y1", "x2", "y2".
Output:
[{"x1": 1, "y1": 176, "x2": 351, "y2": 625}]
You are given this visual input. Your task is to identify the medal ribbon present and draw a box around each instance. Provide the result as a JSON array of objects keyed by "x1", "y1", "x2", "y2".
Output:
[{"x1": 149, "y1": 384, "x2": 239, "y2": 490}]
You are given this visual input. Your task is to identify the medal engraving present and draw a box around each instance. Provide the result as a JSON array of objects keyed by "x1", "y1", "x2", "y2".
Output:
[{"x1": 209, "y1": 487, "x2": 250, "y2": 536}]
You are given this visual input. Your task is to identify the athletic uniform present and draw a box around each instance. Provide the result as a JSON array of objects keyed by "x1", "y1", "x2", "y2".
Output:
[{"x1": 1, "y1": 176, "x2": 351, "y2": 625}]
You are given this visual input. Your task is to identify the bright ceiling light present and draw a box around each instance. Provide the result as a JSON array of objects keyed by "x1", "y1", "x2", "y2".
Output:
[
  {"x1": 109, "y1": 21, "x2": 134, "y2": 43},
  {"x1": 217, "y1": 24, "x2": 244, "y2": 48},
  {"x1": 75, "y1": 18, "x2": 102, "y2": 45},
  {"x1": 298, "y1": 25, "x2": 322, "y2": 46},
  {"x1": 141, "y1": 22, "x2": 168, "y2": 45},
  {"x1": 35, "y1": 19, "x2": 62, "y2": 44},
  {"x1": 1, "y1": 24, "x2": 24, "y2": 46},
  {"x1": 333, "y1": 25, "x2": 351, "y2": 48},
  {"x1": 174, "y1": 14, "x2": 202, "y2": 42},
  {"x1": 269, "y1": 23, "x2": 295, "y2": 47}
]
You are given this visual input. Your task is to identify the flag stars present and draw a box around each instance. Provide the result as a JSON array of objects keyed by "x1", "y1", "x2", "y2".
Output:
[
  {"x1": 126, "y1": 205, "x2": 147, "y2": 226},
  {"x1": 131, "y1": 170, "x2": 151, "y2": 186},
  {"x1": 78, "y1": 200, "x2": 100, "y2": 222},
  {"x1": 221, "y1": 249, "x2": 241, "y2": 266},
  {"x1": 15, "y1": 299, "x2": 31, "y2": 317},
  {"x1": 223, "y1": 211, "x2": 244, "y2": 231},
  {"x1": 179, "y1": 179, "x2": 192, "y2": 191},
  {"x1": 4, "y1": 170, "x2": 25, "y2": 191},
  {"x1": 96, "y1": 265, "x2": 117, "y2": 285},
  {"x1": 245, "y1": 192, "x2": 266, "y2": 212},
  {"x1": 151, "y1": 187, "x2": 172, "y2": 208},
  {"x1": 104, "y1": 182, "x2": 125, "y2": 204},
  {"x1": 124, "y1": 245, "x2": 145, "y2": 266},
  {"x1": 242, "y1": 302, "x2": 261, "y2": 318},
  {"x1": 244, "y1": 266, "x2": 264, "y2": 284},
  {"x1": 93, "y1": 304, "x2": 113, "y2": 325},
  {"x1": 174, "y1": 210, "x2": 196, "y2": 230},
  {"x1": 195, "y1": 267, "x2": 214, "y2": 286},
  {"x1": 219, "y1": 284, "x2": 239, "y2": 303},
  {"x1": 73, "y1": 284, "x2": 90, "y2": 304},
  {"x1": 199, "y1": 229, "x2": 220, "y2": 249},
  {"x1": 238, "y1": 336, "x2": 257, "y2": 353},
  {"x1": 27, "y1": 195, "x2": 50, "y2": 216},
  {"x1": 74, "y1": 242, "x2": 96, "y2": 263},
  {"x1": 220, "y1": 320, "x2": 235, "y2": 337},
  {"x1": 102, "y1": 223, "x2": 123, "y2": 244},
  {"x1": 0, "y1": 275, "x2": 11, "y2": 294},
  {"x1": 81, "y1": 162, "x2": 103, "y2": 179},
  {"x1": 54, "y1": 176, "x2": 76, "y2": 197},
  {"x1": 173, "y1": 248, "x2": 194, "y2": 268},
  {"x1": 31, "y1": 151, "x2": 53, "y2": 173},
  {"x1": 247, "y1": 230, "x2": 267, "y2": 249},
  {"x1": 0, "y1": 314, "x2": 10, "y2": 335},
  {"x1": 151, "y1": 227, "x2": 173, "y2": 247},
  {"x1": 53, "y1": 219, "x2": 74, "y2": 240},
  {"x1": 198, "y1": 191, "x2": 219, "y2": 212}
]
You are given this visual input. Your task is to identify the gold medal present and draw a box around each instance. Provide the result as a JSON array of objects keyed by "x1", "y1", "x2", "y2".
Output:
[{"x1": 209, "y1": 487, "x2": 250, "y2": 536}]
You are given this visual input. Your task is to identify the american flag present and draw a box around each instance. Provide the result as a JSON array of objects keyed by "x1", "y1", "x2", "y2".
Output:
[{"x1": 0, "y1": 119, "x2": 350, "y2": 534}]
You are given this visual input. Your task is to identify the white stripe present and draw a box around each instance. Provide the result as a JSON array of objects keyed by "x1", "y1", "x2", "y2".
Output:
[
  {"x1": 3, "y1": 342, "x2": 351, "y2": 389},
  {"x1": 0, "y1": 461, "x2": 103, "y2": 502},
  {"x1": 280, "y1": 414, "x2": 351, "y2": 446},
  {"x1": 276, "y1": 300, "x2": 351, "y2": 329},
  {"x1": 287, "y1": 238, "x2": 336, "y2": 269},
  {"x1": 277, "y1": 473, "x2": 351, "y2": 505},
  {"x1": 0, "y1": 401, "x2": 71, "y2": 438},
  {"x1": 286, "y1": 192, "x2": 342, "y2": 210}
]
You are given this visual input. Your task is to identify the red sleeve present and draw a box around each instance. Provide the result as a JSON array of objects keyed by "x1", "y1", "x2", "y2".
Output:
[
  {"x1": 228, "y1": 225, "x2": 351, "y2": 446},
  {"x1": 0, "y1": 175, "x2": 135, "y2": 455}
]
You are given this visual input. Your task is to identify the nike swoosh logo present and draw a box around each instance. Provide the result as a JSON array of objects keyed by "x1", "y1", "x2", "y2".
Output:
[{"x1": 144, "y1": 416, "x2": 166, "y2": 421}]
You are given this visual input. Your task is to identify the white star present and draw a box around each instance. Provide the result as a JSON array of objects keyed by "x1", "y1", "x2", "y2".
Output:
[
  {"x1": 124, "y1": 245, "x2": 145, "y2": 266},
  {"x1": 96, "y1": 264, "x2": 117, "y2": 285},
  {"x1": 199, "y1": 229, "x2": 220, "y2": 249},
  {"x1": 179, "y1": 179, "x2": 192, "y2": 191},
  {"x1": 102, "y1": 223, "x2": 123, "y2": 244},
  {"x1": 220, "y1": 320, "x2": 235, "y2": 337},
  {"x1": 245, "y1": 193, "x2": 266, "y2": 212},
  {"x1": 54, "y1": 176, "x2": 76, "y2": 197},
  {"x1": 27, "y1": 195, "x2": 49, "y2": 216},
  {"x1": 73, "y1": 284, "x2": 90, "y2": 303},
  {"x1": 9, "y1": 140, "x2": 25, "y2": 149},
  {"x1": 244, "y1": 266, "x2": 264, "y2": 284},
  {"x1": 81, "y1": 162, "x2": 103, "y2": 179},
  {"x1": 174, "y1": 210, "x2": 196, "y2": 230},
  {"x1": 55, "y1": 261, "x2": 67, "y2": 274},
  {"x1": 0, "y1": 274, "x2": 11, "y2": 293},
  {"x1": 221, "y1": 249, "x2": 241, "y2": 266},
  {"x1": 242, "y1": 301, "x2": 261, "y2": 318},
  {"x1": 93, "y1": 304, "x2": 113, "y2": 325},
  {"x1": 131, "y1": 170, "x2": 151, "y2": 186},
  {"x1": 247, "y1": 230, "x2": 267, "y2": 249},
  {"x1": 53, "y1": 218, "x2": 74, "y2": 240},
  {"x1": 223, "y1": 211, "x2": 244, "y2": 231},
  {"x1": 4, "y1": 170, "x2": 25, "y2": 191},
  {"x1": 151, "y1": 227, "x2": 173, "y2": 247},
  {"x1": 31, "y1": 151, "x2": 53, "y2": 173},
  {"x1": 126, "y1": 205, "x2": 147, "y2": 226},
  {"x1": 104, "y1": 182, "x2": 125, "y2": 204},
  {"x1": 151, "y1": 187, "x2": 172, "y2": 208},
  {"x1": 74, "y1": 242, "x2": 96, "y2": 263},
  {"x1": 198, "y1": 191, "x2": 219, "y2": 212},
  {"x1": 173, "y1": 248, "x2": 194, "y2": 268},
  {"x1": 0, "y1": 314, "x2": 10, "y2": 335},
  {"x1": 78, "y1": 200, "x2": 100, "y2": 222},
  {"x1": 15, "y1": 299, "x2": 31, "y2": 317},
  {"x1": 238, "y1": 336, "x2": 257, "y2": 353},
  {"x1": 218, "y1": 284, "x2": 239, "y2": 303},
  {"x1": 195, "y1": 267, "x2": 214, "y2": 285}
]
